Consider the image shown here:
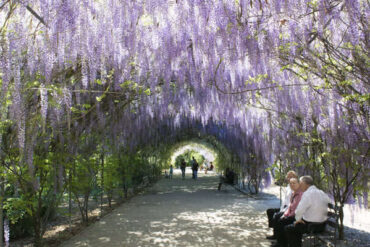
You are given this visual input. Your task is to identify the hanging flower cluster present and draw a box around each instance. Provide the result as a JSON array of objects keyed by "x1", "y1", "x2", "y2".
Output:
[{"x1": 0, "y1": 0, "x2": 368, "y2": 208}]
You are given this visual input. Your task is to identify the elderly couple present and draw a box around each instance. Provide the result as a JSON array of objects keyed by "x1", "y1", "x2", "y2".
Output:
[{"x1": 266, "y1": 171, "x2": 331, "y2": 247}]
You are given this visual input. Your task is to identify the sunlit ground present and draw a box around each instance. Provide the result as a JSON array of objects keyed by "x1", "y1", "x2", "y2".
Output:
[
  {"x1": 169, "y1": 143, "x2": 217, "y2": 165},
  {"x1": 59, "y1": 169, "x2": 281, "y2": 247},
  {"x1": 59, "y1": 169, "x2": 370, "y2": 247},
  {"x1": 60, "y1": 169, "x2": 276, "y2": 247}
]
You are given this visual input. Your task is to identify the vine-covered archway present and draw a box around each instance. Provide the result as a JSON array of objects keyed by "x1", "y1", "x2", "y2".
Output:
[{"x1": 0, "y1": 0, "x2": 368, "y2": 245}]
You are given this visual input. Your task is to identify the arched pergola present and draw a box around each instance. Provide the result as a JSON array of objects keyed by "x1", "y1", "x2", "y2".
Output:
[{"x1": 0, "y1": 0, "x2": 368, "y2": 244}]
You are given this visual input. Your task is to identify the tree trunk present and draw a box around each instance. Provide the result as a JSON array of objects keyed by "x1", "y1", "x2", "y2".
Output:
[
  {"x1": 33, "y1": 173, "x2": 45, "y2": 247},
  {"x1": 100, "y1": 152, "x2": 104, "y2": 216},
  {"x1": 33, "y1": 217, "x2": 42, "y2": 247},
  {"x1": 73, "y1": 192, "x2": 88, "y2": 225},
  {"x1": 254, "y1": 179, "x2": 259, "y2": 194},
  {"x1": 33, "y1": 200, "x2": 42, "y2": 247},
  {"x1": 83, "y1": 193, "x2": 89, "y2": 225},
  {"x1": 124, "y1": 184, "x2": 128, "y2": 199},
  {"x1": 338, "y1": 204, "x2": 345, "y2": 240},
  {"x1": 0, "y1": 175, "x2": 4, "y2": 247},
  {"x1": 121, "y1": 164, "x2": 127, "y2": 199},
  {"x1": 107, "y1": 191, "x2": 112, "y2": 208},
  {"x1": 68, "y1": 171, "x2": 72, "y2": 228}
]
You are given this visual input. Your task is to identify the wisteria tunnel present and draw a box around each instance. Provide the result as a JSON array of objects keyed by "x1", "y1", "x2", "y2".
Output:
[{"x1": 0, "y1": 0, "x2": 369, "y2": 246}]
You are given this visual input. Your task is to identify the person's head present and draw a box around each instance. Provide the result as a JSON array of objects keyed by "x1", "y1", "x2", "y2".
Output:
[
  {"x1": 299, "y1": 175, "x2": 314, "y2": 192},
  {"x1": 289, "y1": 178, "x2": 300, "y2": 192},
  {"x1": 285, "y1": 170, "x2": 298, "y2": 183}
]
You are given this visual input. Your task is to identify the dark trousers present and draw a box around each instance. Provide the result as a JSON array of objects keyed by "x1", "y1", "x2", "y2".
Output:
[
  {"x1": 218, "y1": 176, "x2": 227, "y2": 190},
  {"x1": 266, "y1": 208, "x2": 283, "y2": 228},
  {"x1": 274, "y1": 216, "x2": 295, "y2": 247},
  {"x1": 285, "y1": 220, "x2": 326, "y2": 247}
]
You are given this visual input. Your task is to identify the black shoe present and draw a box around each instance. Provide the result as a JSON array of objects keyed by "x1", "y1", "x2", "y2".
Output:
[
  {"x1": 270, "y1": 243, "x2": 280, "y2": 247},
  {"x1": 266, "y1": 235, "x2": 277, "y2": 240}
]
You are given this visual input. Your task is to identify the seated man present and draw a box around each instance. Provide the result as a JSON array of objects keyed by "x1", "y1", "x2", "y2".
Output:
[
  {"x1": 284, "y1": 175, "x2": 331, "y2": 247},
  {"x1": 209, "y1": 162, "x2": 214, "y2": 171},
  {"x1": 266, "y1": 170, "x2": 298, "y2": 240},
  {"x1": 217, "y1": 168, "x2": 235, "y2": 190},
  {"x1": 271, "y1": 177, "x2": 303, "y2": 247}
]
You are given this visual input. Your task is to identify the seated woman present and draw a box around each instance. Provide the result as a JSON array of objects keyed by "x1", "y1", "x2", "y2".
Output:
[
  {"x1": 266, "y1": 170, "x2": 298, "y2": 240},
  {"x1": 271, "y1": 177, "x2": 303, "y2": 247}
]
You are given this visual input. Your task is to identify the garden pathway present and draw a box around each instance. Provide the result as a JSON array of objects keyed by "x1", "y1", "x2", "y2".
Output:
[{"x1": 60, "y1": 169, "x2": 280, "y2": 247}]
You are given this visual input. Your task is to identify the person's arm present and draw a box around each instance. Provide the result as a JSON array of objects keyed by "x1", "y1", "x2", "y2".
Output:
[
  {"x1": 295, "y1": 192, "x2": 311, "y2": 221},
  {"x1": 283, "y1": 208, "x2": 290, "y2": 217},
  {"x1": 280, "y1": 186, "x2": 291, "y2": 211},
  {"x1": 324, "y1": 192, "x2": 331, "y2": 204}
]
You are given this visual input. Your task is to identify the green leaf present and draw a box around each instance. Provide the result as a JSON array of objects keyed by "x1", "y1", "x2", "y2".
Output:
[
  {"x1": 82, "y1": 104, "x2": 91, "y2": 109},
  {"x1": 70, "y1": 106, "x2": 79, "y2": 112},
  {"x1": 120, "y1": 80, "x2": 133, "y2": 88},
  {"x1": 96, "y1": 95, "x2": 105, "y2": 102}
]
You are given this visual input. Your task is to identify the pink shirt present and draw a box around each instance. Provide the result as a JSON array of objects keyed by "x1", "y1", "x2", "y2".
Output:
[{"x1": 284, "y1": 190, "x2": 303, "y2": 217}]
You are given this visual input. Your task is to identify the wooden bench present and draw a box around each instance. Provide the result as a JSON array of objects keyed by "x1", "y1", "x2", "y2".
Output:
[
  {"x1": 136, "y1": 176, "x2": 150, "y2": 191},
  {"x1": 304, "y1": 203, "x2": 339, "y2": 247},
  {"x1": 142, "y1": 176, "x2": 149, "y2": 187},
  {"x1": 217, "y1": 173, "x2": 237, "y2": 191}
]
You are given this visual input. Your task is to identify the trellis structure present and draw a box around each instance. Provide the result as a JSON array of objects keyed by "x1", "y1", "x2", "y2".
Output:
[{"x1": 0, "y1": 0, "x2": 368, "y2": 245}]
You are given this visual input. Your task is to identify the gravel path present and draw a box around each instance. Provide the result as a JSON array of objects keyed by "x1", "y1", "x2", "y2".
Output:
[
  {"x1": 60, "y1": 170, "x2": 276, "y2": 247},
  {"x1": 59, "y1": 169, "x2": 370, "y2": 247}
]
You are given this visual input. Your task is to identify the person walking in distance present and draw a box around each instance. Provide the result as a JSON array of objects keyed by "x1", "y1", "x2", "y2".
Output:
[
  {"x1": 204, "y1": 161, "x2": 209, "y2": 174},
  {"x1": 191, "y1": 157, "x2": 199, "y2": 180},
  {"x1": 169, "y1": 165, "x2": 173, "y2": 179},
  {"x1": 180, "y1": 159, "x2": 186, "y2": 179}
]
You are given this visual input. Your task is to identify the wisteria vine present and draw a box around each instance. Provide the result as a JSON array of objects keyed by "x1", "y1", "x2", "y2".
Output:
[{"x1": 0, "y1": 0, "x2": 369, "y2": 242}]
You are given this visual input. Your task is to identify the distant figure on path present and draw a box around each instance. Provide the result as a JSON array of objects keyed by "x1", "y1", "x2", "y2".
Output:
[
  {"x1": 169, "y1": 165, "x2": 173, "y2": 179},
  {"x1": 191, "y1": 157, "x2": 199, "y2": 180},
  {"x1": 180, "y1": 159, "x2": 186, "y2": 179},
  {"x1": 209, "y1": 162, "x2": 214, "y2": 171},
  {"x1": 204, "y1": 161, "x2": 209, "y2": 174},
  {"x1": 218, "y1": 168, "x2": 236, "y2": 190}
]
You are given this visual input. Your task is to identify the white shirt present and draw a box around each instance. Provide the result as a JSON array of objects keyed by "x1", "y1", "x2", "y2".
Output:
[
  {"x1": 281, "y1": 185, "x2": 292, "y2": 212},
  {"x1": 295, "y1": 185, "x2": 331, "y2": 222}
]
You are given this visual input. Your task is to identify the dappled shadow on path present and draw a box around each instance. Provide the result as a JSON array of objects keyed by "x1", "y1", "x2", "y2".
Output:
[{"x1": 60, "y1": 171, "x2": 277, "y2": 247}]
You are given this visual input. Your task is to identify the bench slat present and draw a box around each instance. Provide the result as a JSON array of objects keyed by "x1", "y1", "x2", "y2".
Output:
[
  {"x1": 303, "y1": 203, "x2": 339, "y2": 246},
  {"x1": 327, "y1": 211, "x2": 338, "y2": 218},
  {"x1": 326, "y1": 221, "x2": 337, "y2": 228}
]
